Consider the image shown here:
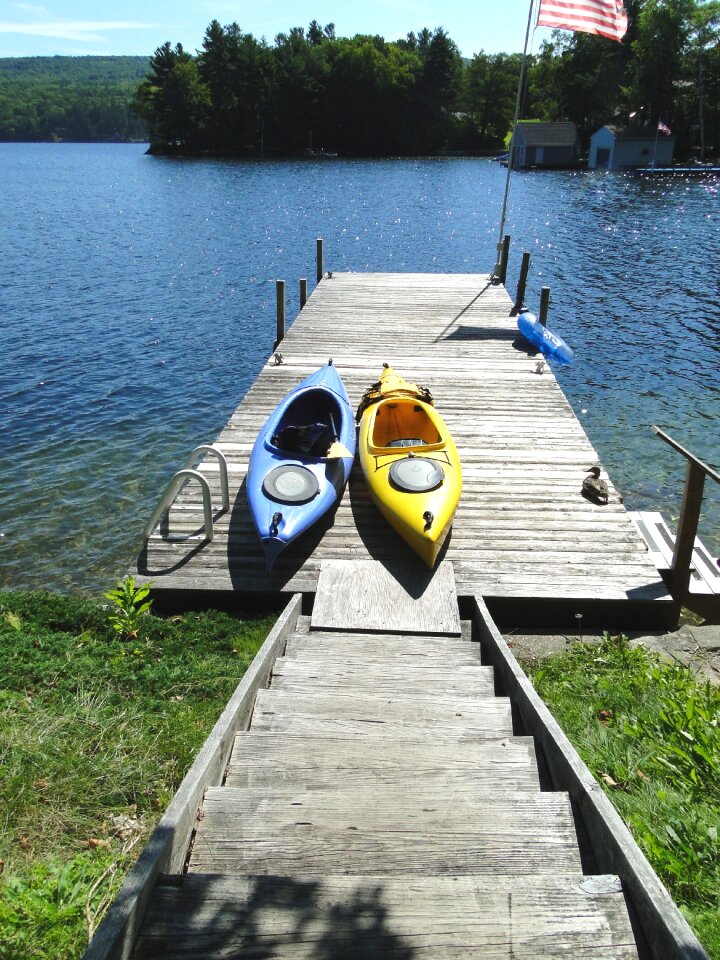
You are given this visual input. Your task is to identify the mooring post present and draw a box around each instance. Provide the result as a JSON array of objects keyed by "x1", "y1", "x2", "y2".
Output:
[
  {"x1": 513, "y1": 251, "x2": 531, "y2": 315},
  {"x1": 499, "y1": 235, "x2": 511, "y2": 284},
  {"x1": 671, "y1": 461, "x2": 706, "y2": 600},
  {"x1": 539, "y1": 286, "x2": 550, "y2": 326},
  {"x1": 316, "y1": 238, "x2": 324, "y2": 284},
  {"x1": 299, "y1": 278, "x2": 307, "y2": 309},
  {"x1": 275, "y1": 279, "x2": 285, "y2": 349}
]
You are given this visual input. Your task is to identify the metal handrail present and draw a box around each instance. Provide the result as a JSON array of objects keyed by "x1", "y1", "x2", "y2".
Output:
[
  {"x1": 653, "y1": 426, "x2": 720, "y2": 485},
  {"x1": 183, "y1": 445, "x2": 230, "y2": 512},
  {"x1": 143, "y1": 445, "x2": 229, "y2": 543},
  {"x1": 652, "y1": 425, "x2": 719, "y2": 599}
]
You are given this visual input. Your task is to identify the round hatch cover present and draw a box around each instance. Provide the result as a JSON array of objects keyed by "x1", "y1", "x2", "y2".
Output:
[
  {"x1": 262, "y1": 465, "x2": 320, "y2": 503},
  {"x1": 389, "y1": 457, "x2": 444, "y2": 492}
]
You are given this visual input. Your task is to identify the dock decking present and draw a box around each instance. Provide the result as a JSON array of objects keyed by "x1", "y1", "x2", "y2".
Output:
[{"x1": 137, "y1": 271, "x2": 673, "y2": 626}]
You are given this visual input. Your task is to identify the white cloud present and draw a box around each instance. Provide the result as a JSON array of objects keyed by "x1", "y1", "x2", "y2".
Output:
[{"x1": 0, "y1": 19, "x2": 153, "y2": 43}]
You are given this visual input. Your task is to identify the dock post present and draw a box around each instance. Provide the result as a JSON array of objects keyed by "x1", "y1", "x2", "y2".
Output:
[
  {"x1": 300, "y1": 278, "x2": 308, "y2": 309},
  {"x1": 499, "y1": 235, "x2": 511, "y2": 284},
  {"x1": 513, "y1": 251, "x2": 531, "y2": 315},
  {"x1": 539, "y1": 286, "x2": 550, "y2": 326},
  {"x1": 316, "y1": 238, "x2": 324, "y2": 284},
  {"x1": 275, "y1": 280, "x2": 285, "y2": 349},
  {"x1": 671, "y1": 461, "x2": 706, "y2": 600}
]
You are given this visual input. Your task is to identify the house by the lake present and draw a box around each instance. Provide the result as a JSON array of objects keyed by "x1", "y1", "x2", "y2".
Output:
[
  {"x1": 589, "y1": 125, "x2": 675, "y2": 170},
  {"x1": 509, "y1": 122, "x2": 579, "y2": 169}
]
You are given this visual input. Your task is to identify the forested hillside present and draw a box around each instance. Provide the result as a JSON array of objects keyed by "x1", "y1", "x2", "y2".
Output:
[{"x1": 0, "y1": 56, "x2": 148, "y2": 141}]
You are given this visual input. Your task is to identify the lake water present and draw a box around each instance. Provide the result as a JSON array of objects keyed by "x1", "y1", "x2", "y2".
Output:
[{"x1": 1, "y1": 143, "x2": 718, "y2": 595}]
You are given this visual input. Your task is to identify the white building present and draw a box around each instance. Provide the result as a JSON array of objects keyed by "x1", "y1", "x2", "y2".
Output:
[{"x1": 589, "y1": 125, "x2": 675, "y2": 170}]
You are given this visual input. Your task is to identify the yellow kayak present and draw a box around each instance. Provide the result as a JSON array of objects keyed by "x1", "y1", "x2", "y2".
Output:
[{"x1": 357, "y1": 366, "x2": 462, "y2": 568}]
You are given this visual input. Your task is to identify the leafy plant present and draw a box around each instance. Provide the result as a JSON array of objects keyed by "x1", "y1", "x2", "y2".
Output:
[{"x1": 103, "y1": 577, "x2": 153, "y2": 640}]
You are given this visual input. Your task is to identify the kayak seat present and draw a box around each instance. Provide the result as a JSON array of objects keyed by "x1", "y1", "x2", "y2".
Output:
[
  {"x1": 387, "y1": 438, "x2": 427, "y2": 448},
  {"x1": 272, "y1": 423, "x2": 333, "y2": 457},
  {"x1": 373, "y1": 401, "x2": 441, "y2": 448}
]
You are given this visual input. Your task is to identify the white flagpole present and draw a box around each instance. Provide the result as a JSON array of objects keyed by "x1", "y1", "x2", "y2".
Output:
[{"x1": 493, "y1": 0, "x2": 536, "y2": 280}]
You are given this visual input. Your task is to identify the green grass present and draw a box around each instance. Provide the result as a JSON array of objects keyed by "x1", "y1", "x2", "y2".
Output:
[
  {"x1": 524, "y1": 633, "x2": 720, "y2": 959},
  {"x1": 0, "y1": 588, "x2": 276, "y2": 960}
]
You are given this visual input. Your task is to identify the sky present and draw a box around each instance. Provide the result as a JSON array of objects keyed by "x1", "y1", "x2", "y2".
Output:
[{"x1": 0, "y1": 0, "x2": 559, "y2": 60}]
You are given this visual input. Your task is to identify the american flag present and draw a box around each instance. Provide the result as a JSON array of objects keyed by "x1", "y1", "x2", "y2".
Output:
[
  {"x1": 537, "y1": 0, "x2": 629, "y2": 42},
  {"x1": 657, "y1": 119, "x2": 671, "y2": 135}
]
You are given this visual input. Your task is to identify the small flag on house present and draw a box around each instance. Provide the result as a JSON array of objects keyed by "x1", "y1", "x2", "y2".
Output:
[
  {"x1": 537, "y1": 0, "x2": 629, "y2": 42},
  {"x1": 657, "y1": 119, "x2": 671, "y2": 135}
]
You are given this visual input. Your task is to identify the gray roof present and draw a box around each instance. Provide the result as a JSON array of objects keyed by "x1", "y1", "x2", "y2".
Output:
[
  {"x1": 515, "y1": 122, "x2": 578, "y2": 147},
  {"x1": 596, "y1": 124, "x2": 675, "y2": 141}
]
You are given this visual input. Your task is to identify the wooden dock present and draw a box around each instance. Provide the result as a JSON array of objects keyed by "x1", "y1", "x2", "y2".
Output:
[
  {"x1": 137, "y1": 271, "x2": 674, "y2": 628},
  {"x1": 86, "y1": 570, "x2": 706, "y2": 960}
]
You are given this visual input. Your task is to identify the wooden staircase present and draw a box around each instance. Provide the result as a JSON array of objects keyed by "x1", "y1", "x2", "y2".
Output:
[{"x1": 131, "y1": 561, "x2": 639, "y2": 958}]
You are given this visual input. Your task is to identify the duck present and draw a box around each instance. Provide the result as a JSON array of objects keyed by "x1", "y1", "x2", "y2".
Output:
[{"x1": 582, "y1": 464, "x2": 609, "y2": 504}]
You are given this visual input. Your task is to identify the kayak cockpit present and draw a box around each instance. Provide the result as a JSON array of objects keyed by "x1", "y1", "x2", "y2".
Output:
[
  {"x1": 368, "y1": 399, "x2": 443, "y2": 454},
  {"x1": 269, "y1": 390, "x2": 345, "y2": 458}
]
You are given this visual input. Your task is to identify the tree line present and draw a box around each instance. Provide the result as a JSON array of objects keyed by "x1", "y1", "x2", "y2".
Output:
[
  {"x1": 135, "y1": 3, "x2": 719, "y2": 159},
  {"x1": 0, "y1": 2, "x2": 717, "y2": 157},
  {"x1": 0, "y1": 57, "x2": 148, "y2": 141}
]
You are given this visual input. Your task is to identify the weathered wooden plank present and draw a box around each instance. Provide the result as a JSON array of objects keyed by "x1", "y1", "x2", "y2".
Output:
[
  {"x1": 251, "y1": 688, "x2": 513, "y2": 738},
  {"x1": 269, "y1": 658, "x2": 496, "y2": 696},
  {"x1": 133, "y1": 872, "x2": 639, "y2": 960},
  {"x1": 189, "y1": 789, "x2": 583, "y2": 876},
  {"x1": 283, "y1": 635, "x2": 483, "y2": 663},
  {"x1": 224, "y1": 733, "x2": 540, "y2": 790},
  {"x1": 311, "y1": 559, "x2": 461, "y2": 635}
]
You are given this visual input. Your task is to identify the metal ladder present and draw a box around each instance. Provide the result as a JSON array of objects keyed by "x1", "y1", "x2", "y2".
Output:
[{"x1": 143, "y1": 445, "x2": 229, "y2": 543}]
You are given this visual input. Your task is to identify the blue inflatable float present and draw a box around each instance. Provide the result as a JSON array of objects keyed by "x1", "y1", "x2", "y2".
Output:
[{"x1": 517, "y1": 311, "x2": 574, "y2": 365}]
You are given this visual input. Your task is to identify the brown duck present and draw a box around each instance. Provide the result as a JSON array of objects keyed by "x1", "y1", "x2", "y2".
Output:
[{"x1": 582, "y1": 464, "x2": 609, "y2": 504}]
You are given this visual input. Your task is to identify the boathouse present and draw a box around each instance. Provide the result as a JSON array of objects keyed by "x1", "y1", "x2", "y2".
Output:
[
  {"x1": 510, "y1": 121, "x2": 579, "y2": 169},
  {"x1": 589, "y1": 124, "x2": 675, "y2": 170}
]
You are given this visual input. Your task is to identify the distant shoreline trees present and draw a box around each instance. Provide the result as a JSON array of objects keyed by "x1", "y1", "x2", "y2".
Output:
[
  {"x1": 0, "y1": 5, "x2": 717, "y2": 158},
  {"x1": 0, "y1": 56, "x2": 148, "y2": 142},
  {"x1": 134, "y1": 9, "x2": 718, "y2": 159},
  {"x1": 132, "y1": 23, "x2": 466, "y2": 157}
]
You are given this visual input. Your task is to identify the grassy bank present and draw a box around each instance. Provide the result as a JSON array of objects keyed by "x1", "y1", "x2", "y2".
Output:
[
  {"x1": 523, "y1": 633, "x2": 719, "y2": 959},
  {"x1": 0, "y1": 587, "x2": 276, "y2": 960}
]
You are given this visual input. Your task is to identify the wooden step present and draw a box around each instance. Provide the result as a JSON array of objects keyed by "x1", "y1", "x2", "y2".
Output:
[
  {"x1": 189, "y1": 788, "x2": 583, "y2": 877},
  {"x1": 133, "y1": 872, "x2": 639, "y2": 959},
  {"x1": 292, "y1": 613, "x2": 474, "y2": 640},
  {"x1": 629, "y1": 510, "x2": 720, "y2": 595},
  {"x1": 225, "y1": 733, "x2": 540, "y2": 791},
  {"x1": 251, "y1": 688, "x2": 513, "y2": 738},
  {"x1": 269, "y1": 657, "x2": 496, "y2": 697},
  {"x1": 283, "y1": 632, "x2": 482, "y2": 664}
]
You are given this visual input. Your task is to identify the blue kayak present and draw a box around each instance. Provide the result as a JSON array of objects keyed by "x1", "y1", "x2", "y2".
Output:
[
  {"x1": 517, "y1": 311, "x2": 574, "y2": 365},
  {"x1": 247, "y1": 361, "x2": 356, "y2": 570}
]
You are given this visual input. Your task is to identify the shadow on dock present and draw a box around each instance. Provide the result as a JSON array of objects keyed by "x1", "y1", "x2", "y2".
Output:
[{"x1": 137, "y1": 874, "x2": 415, "y2": 959}]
